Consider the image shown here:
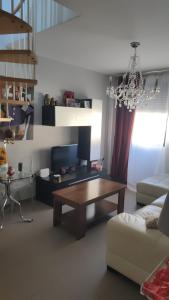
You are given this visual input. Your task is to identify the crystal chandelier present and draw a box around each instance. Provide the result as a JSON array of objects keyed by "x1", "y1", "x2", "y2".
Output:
[{"x1": 106, "y1": 42, "x2": 160, "y2": 111}]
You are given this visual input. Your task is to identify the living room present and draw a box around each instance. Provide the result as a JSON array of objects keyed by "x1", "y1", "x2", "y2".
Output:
[{"x1": 1, "y1": 1, "x2": 169, "y2": 300}]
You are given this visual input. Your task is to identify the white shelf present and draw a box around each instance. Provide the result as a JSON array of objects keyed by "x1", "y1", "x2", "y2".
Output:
[{"x1": 0, "y1": 117, "x2": 13, "y2": 122}]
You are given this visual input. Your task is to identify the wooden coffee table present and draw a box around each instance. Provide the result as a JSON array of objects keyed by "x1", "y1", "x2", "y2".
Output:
[{"x1": 53, "y1": 178, "x2": 126, "y2": 239}]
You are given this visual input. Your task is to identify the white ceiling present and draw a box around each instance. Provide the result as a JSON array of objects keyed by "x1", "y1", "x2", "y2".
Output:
[{"x1": 36, "y1": 0, "x2": 169, "y2": 74}]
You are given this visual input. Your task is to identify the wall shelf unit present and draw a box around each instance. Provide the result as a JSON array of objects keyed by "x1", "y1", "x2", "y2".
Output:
[
  {"x1": 0, "y1": 76, "x2": 37, "y2": 86},
  {"x1": 0, "y1": 99, "x2": 33, "y2": 106},
  {"x1": 0, "y1": 5, "x2": 37, "y2": 125}
]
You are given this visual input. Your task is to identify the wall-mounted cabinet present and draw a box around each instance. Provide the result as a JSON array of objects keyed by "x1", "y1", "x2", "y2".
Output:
[
  {"x1": 42, "y1": 99, "x2": 102, "y2": 161},
  {"x1": 42, "y1": 99, "x2": 102, "y2": 127},
  {"x1": 42, "y1": 105, "x2": 93, "y2": 127}
]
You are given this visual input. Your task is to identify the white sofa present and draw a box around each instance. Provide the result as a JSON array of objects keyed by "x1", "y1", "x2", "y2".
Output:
[
  {"x1": 136, "y1": 174, "x2": 169, "y2": 205},
  {"x1": 106, "y1": 194, "x2": 169, "y2": 285}
]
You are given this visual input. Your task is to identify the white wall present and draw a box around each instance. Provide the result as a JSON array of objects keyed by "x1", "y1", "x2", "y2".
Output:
[{"x1": 6, "y1": 56, "x2": 109, "y2": 172}]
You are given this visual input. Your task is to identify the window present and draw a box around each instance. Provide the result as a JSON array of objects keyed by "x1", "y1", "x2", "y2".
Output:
[{"x1": 131, "y1": 111, "x2": 168, "y2": 148}]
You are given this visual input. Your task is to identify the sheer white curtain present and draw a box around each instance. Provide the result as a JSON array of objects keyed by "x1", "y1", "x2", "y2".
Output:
[{"x1": 128, "y1": 72, "x2": 169, "y2": 190}]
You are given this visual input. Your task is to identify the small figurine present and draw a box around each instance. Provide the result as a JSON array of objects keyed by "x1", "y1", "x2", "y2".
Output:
[
  {"x1": 44, "y1": 94, "x2": 51, "y2": 105},
  {"x1": 4, "y1": 128, "x2": 15, "y2": 144},
  {"x1": 7, "y1": 166, "x2": 15, "y2": 177},
  {"x1": 50, "y1": 98, "x2": 55, "y2": 106}
]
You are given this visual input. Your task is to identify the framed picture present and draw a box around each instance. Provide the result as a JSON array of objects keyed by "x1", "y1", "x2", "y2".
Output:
[
  {"x1": 8, "y1": 85, "x2": 13, "y2": 99},
  {"x1": 65, "y1": 98, "x2": 76, "y2": 107},
  {"x1": 84, "y1": 100, "x2": 91, "y2": 108}
]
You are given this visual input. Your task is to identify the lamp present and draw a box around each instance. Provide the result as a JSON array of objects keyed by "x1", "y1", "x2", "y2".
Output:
[
  {"x1": 158, "y1": 193, "x2": 169, "y2": 237},
  {"x1": 106, "y1": 42, "x2": 160, "y2": 111}
]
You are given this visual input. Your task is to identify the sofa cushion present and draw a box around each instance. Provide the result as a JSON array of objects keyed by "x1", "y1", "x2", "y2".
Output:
[
  {"x1": 151, "y1": 194, "x2": 167, "y2": 208},
  {"x1": 134, "y1": 205, "x2": 162, "y2": 220},
  {"x1": 106, "y1": 212, "x2": 169, "y2": 284},
  {"x1": 137, "y1": 174, "x2": 169, "y2": 198},
  {"x1": 136, "y1": 192, "x2": 155, "y2": 205}
]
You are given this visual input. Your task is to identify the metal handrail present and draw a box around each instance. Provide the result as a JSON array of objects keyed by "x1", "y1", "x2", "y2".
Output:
[{"x1": 13, "y1": 0, "x2": 26, "y2": 16}]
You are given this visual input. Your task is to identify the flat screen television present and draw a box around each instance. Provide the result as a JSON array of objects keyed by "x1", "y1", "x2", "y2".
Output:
[{"x1": 51, "y1": 144, "x2": 78, "y2": 173}]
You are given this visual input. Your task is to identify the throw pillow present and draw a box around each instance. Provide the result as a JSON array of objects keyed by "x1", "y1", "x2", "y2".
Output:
[{"x1": 145, "y1": 216, "x2": 159, "y2": 229}]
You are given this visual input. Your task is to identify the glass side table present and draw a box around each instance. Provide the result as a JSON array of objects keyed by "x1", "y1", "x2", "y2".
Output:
[
  {"x1": 141, "y1": 255, "x2": 169, "y2": 300},
  {"x1": 0, "y1": 172, "x2": 33, "y2": 229}
]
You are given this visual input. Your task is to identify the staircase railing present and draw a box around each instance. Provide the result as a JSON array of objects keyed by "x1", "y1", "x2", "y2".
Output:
[
  {"x1": 0, "y1": 0, "x2": 76, "y2": 32},
  {"x1": 13, "y1": 0, "x2": 26, "y2": 16},
  {"x1": 0, "y1": 0, "x2": 77, "y2": 80}
]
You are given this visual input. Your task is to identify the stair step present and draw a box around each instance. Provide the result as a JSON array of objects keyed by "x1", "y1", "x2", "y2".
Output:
[
  {"x1": 0, "y1": 9, "x2": 32, "y2": 34},
  {"x1": 0, "y1": 50, "x2": 37, "y2": 64},
  {"x1": 0, "y1": 76, "x2": 37, "y2": 86}
]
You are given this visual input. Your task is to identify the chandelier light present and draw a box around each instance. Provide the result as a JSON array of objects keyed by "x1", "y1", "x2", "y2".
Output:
[{"x1": 106, "y1": 42, "x2": 160, "y2": 111}]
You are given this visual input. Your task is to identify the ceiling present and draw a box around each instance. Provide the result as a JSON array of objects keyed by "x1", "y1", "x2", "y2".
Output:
[{"x1": 36, "y1": 0, "x2": 169, "y2": 74}]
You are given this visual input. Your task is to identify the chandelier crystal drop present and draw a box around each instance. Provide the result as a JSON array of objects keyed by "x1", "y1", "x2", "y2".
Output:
[{"x1": 106, "y1": 42, "x2": 160, "y2": 111}]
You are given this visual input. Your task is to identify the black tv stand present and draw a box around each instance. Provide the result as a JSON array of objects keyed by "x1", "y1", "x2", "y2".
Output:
[{"x1": 36, "y1": 167, "x2": 105, "y2": 206}]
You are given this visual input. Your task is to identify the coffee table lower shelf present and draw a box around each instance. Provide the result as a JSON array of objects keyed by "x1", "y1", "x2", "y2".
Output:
[
  {"x1": 53, "y1": 178, "x2": 126, "y2": 239},
  {"x1": 57, "y1": 199, "x2": 117, "y2": 238}
]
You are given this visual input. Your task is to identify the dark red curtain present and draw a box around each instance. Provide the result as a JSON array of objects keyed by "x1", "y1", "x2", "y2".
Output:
[{"x1": 111, "y1": 105, "x2": 135, "y2": 184}]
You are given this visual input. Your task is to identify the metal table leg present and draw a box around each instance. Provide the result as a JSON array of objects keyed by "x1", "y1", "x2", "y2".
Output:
[
  {"x1": 0, "y1": 179, "x2": 33, "y2": 229},
  {"x1": 0, "y1": 195, "x2": 8, "y2": 229}
]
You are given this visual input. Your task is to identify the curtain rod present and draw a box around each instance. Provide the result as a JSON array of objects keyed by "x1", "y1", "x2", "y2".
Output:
[
  {"x1": 143, "y1": 68, "x2": 169, "y2": 75},
  {"x1": 113, "y1": 68, "x2": 169, "y2": 77}
]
